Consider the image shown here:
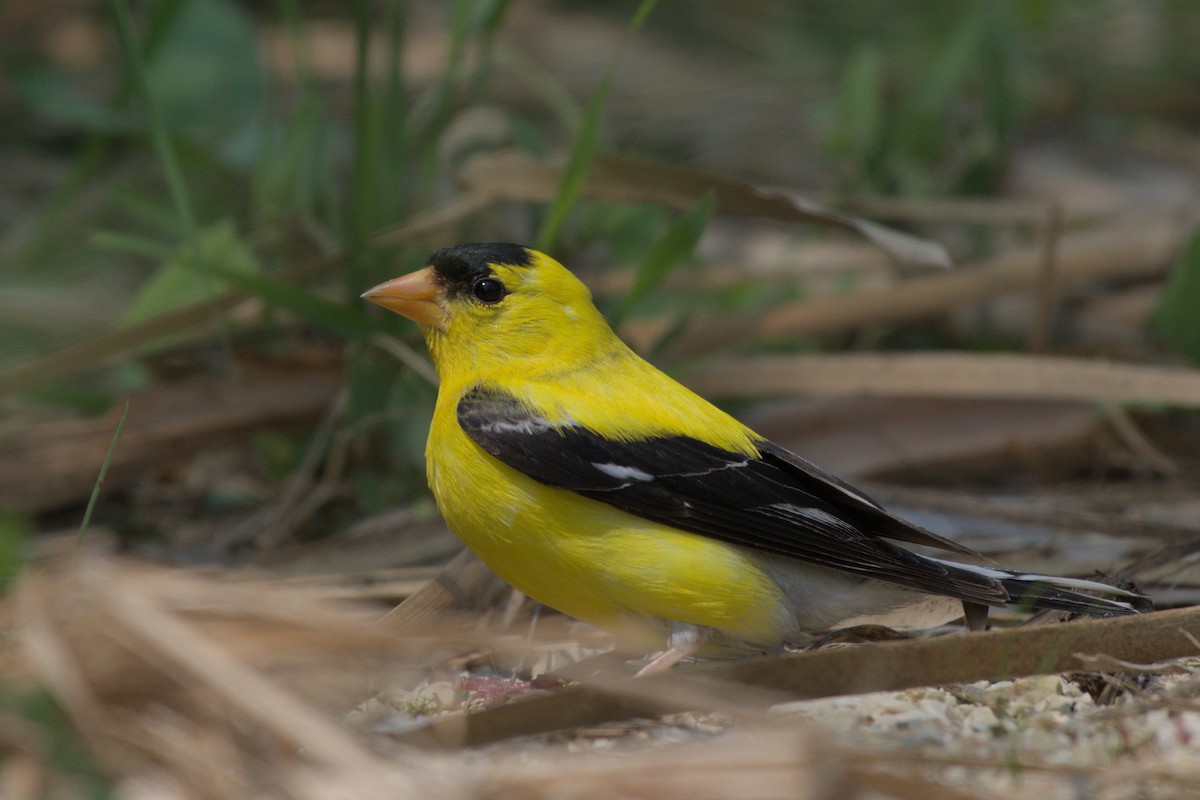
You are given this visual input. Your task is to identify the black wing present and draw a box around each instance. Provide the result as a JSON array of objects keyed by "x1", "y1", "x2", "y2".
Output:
[{"x1": 457, "y1": 386, "x2": 1009, "y2": 606}]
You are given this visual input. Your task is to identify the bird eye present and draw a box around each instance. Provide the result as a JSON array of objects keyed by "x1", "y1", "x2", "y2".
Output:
[{"x1": 472, "y1": 277, "x2": 506, "y2": 304}]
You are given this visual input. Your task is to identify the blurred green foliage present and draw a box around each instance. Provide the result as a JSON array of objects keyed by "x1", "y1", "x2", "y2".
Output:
[
  {"x1": 819, "y1": 4, "x2": 1022, "y2": 196},
  {"x1": 536, "y1": 0, "x2": 657, "y2": 252},
  {"x1": 0, "y1": 681, "x2": 113, "y2": 798},
  {"x1": 3, "y1": 0, "x2": 1200, "y2": 535},
  {"x1": 1152, "y1": 229, "x2": 1200, "y2": 363},
  {"x1": 0, "y1": 512, "x2": 31, "y2": 592},
  {"x1": 121, "y1": 221, "x2": 259, "y2": 326},
  {"x1": 610, "y1": 191, "x2": 715, "y2": 327}
]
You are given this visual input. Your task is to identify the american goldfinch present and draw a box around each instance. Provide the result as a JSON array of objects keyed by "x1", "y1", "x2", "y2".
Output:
[{"x1": 364, "y1": 243, "x2": 1148, "y2": 673}]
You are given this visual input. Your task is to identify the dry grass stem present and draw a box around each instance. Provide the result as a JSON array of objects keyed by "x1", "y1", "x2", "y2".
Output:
[
  {"x1": 1028, "y1": 201, "x2": 1064, "y2": 353},
  {"x1": 622, "y1": 213, "x2": 1190, "y2": 355},
  {"x1": 684, "y1": 352, "x2": 1200, "y2": 408}
]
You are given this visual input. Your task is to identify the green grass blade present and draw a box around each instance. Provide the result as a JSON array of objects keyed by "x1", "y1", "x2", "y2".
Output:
[
  {"x1": 536, "y1": 0, "x2": 657, "y2": 253},
  {"x1": 213, "y1": 268, "x2": 377, "y2": 342},
  {"x1": 612, "y1": 191, "x2": 715, "y2": 327},
  {"x1": 408, "y1": 0, "x2": 477, "y2": 208},
  {"x1": 347, "y1": 0, "x2": 377, "y2": 295},
  {"x1": 380, "y1": 0, "x2": 409, "y2": 221},
  {"x1": 1152, "y1": 228, "x2": 1200, "y2": 362},
  {"x1": 77, "y1": 399, "x2": 130, "y2": 546}
]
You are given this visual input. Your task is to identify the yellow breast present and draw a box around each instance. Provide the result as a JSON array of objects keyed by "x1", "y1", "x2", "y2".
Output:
[{"x1": 425, "y1": 396, "x2": 790, "y2": 647}]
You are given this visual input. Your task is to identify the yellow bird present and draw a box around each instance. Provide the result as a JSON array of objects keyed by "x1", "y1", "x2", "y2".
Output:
[{"x1": 364, "y1": 243, "x2": 1147, "y2": 673}]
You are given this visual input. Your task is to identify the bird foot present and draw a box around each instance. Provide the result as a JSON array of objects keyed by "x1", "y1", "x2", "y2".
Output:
[{"x1": 635, "y1": 624, "x2": 709, "y2": 676}]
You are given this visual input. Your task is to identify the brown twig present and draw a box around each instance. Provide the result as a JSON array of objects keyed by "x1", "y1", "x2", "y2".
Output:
[
  {"x1": 683, "y1": 352, "x2": 1200, "y2": 408},
  {"x1": 1028, "y1": 200, "x2": 1064, "y2": 353},
  {"x1": 623, "y1": 213, "x2": 1189, "y2": 356}
]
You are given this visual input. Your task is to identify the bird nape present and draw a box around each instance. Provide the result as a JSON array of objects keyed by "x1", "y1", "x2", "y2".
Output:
[{"x1": 363, "y1": 243, "x2": 1151, "y2": 674}]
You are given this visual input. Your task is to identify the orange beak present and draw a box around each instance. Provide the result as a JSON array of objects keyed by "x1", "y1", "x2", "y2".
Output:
[{"x1": 361, "y1": 267, "x2": 447, "y2": 331}]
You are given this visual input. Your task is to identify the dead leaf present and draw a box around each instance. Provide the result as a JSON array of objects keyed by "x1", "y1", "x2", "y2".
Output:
[{"x1": 458, "y1": 150, "x2": 952, "y2": 269}]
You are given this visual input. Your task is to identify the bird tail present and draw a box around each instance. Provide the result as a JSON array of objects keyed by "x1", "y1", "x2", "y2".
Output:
[{"x1": 930, "y1": 558, "x2": 1151, "y2": 617}]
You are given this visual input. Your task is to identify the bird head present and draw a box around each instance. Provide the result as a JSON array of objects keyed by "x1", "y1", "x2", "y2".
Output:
[{"x1": 363, "y1": 243, "x2": 614, "y2": 382}]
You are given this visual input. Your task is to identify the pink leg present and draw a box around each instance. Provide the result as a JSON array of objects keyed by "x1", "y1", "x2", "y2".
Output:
[{"x1": 635, "y1": 624, "x2": 709, "y2": 676}]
